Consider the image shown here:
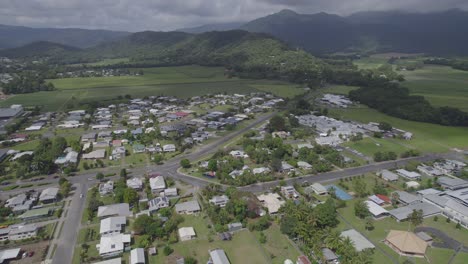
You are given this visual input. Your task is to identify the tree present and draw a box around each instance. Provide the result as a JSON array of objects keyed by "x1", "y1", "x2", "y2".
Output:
[
  {"x1": 269, "y1": 115, "x2": 286, "y2": 132},
  {"x1": 354, "y1": 200, "x2": 371, "y2": 219},
  {"x1": 96, "y1": 172, "x2": 104, "y2": 181},
  {"x1": 120, "y1": 169, "x2": 127, "y2": 180},
  {"x1": 365, "y1": 217, "x2": 374, "y2": 231},
  {"x1": 208, "y1": 159, "x2": 218, "y2": 172},
  {"x1": 314, "y1": 198, "x2": 338, "y2": 228},
  {"x1": 408, "y1": 209, "x2": 423, "y2": 227},
  {"x1": 180, "y1": 159, "x2": 191, "y2": 168},
  {"x1": 353, "y1": 178, "x2": 368, "y2": 198},
  {"x1": 378, "y1": 122, "x2": 392, "y2": 131},
  {"x1": 163, "y1": 245, "x2": 173, "y2": 256},
  {"x1": 133, "y1": 215, "x2": 153, "y2": 235},
  {"x1": 123, "y1": 188, "x2": 139, "y2": 206}
]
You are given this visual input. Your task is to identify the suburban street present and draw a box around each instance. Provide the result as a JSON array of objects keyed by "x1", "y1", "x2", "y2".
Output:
[{"x1": 0, "y1": 112, "x2": 461, "y2": 264}]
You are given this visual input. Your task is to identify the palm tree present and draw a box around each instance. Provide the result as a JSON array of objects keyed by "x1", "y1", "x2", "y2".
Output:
[
  {"x1": 339, "y1": 236, "x2": 356, "y2": 261},
  {"x1": 325, "y1": 230, "x2": 342, "y2": 250}
]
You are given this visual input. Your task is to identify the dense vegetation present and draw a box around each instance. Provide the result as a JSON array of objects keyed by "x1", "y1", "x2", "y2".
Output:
[
  {"x1": 424, "y1": 58, "x2": 468, "y2": 71},
  {"x1": 2, "y1": 73, "x2": 55, "y2": 94},
  {"x1": 349, "y1": 82, "x2": 468, "y2": 126}
]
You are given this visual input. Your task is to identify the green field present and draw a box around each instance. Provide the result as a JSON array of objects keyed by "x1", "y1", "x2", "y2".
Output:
[
  {"x1": 330, "y1": 106, "x2": 468, "y2": 153},
  {"x1": 0, "y1": 66, "x2": 301, "y2": 111},
  {"x1": 354, "y1": 56, "x2": 468, "y2": 112},
  {"x1": 150, "y1": 214, "x2": 271, "y2": 264},
  {"x1": 401, "y1": 65, "x2": 468, "y2": 111},
  {"x1": 344, "y1": 137, "x2": 411, "y2": 158}
]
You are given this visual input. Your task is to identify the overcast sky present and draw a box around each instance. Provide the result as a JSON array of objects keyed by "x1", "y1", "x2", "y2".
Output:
[{"x1": 1, "y1": 0, "x2": 467, "y2": 32}]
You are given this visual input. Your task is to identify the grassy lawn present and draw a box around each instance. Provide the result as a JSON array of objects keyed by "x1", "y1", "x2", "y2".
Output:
[
  {"x1": 150, "y1": 214, "x2": 270, "y2": 263},
  {"x1": 344, "y1": 137, "x2": 411, "y2": 158},
  {"x1": 322, "y1": 85, "x2": 359, "y2": 95},
  {"x1": 249, "y1": 83, "x2": 306, "y2": 98},
  {"x1": 10, "y1": 140, "x2": 40, "y2": 151},
  {"x1": 77, "y1": 225, "x2": 100, "y2": 244},
  {"x1": 423, "y1": 216, "x2": 468, "y2": 246},
  {"x1": 452, "y1": 252, "x2": 468, "y2": 264},
  {"x1": 255, "y1": 224, "x2": 301, "y2": 264},
  {"x1": 329, "y1": 106, "x2": 468, "y2": 153},
  {"x1": 402, "y1": 65, "x2": 468, "y2": 111}
]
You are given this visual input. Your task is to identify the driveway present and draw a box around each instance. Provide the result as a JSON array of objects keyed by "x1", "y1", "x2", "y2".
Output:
[{"x1": 415, "y1": 227, "x2": 468, "y2": 252}]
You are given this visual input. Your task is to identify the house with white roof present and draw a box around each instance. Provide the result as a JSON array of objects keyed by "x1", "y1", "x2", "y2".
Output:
[
  {"x1": 310, "y1": 183, "x2": 328, "y2": 195},
  {"x1": 100, "y1": 216, "x2": 126, "y2": 237},
  {"x1": 297, "y1": 161, "x2": 312, "y2": 169},
  {"x1": 175, "y1": 200, "x2": 201, "y2": 215},
  {"x1": 209, "y1": 195, "x2": 229, "y2": 208},
  {"x1": 257, "y1": 193, "x2": 285, "y2": 214},
  {"x1": 97, "y1": 233, "x2": 131, "y2": 258},
  {"x1": 39, "y1": 187, "x2": 59, "y2": 203},
  {"x1": 365, "y1": 201, "x2": 389, "y2": 219},
  {"x1": 150, "y1": 176, "x2": 166, "y2": 194},
  {"x1": 99, "y1": 181, "x2": 114, "y2": 196},
  {"x1": 126, "y1": 177, "x2": 143, "y2": 190},
  {"x1": 162, "y1": 144, "x2": 176, "y2": 152},
  {"x1": 130, "y1": 248, "x2": 146, "y2": 264},
  {"x1": 97, "y1": 203, "x2": 132, "y2": 219},
  {"x1": 396, "y1": 169, "x2": 421, "y2": 180},
  {"x1": 209, "y1": 249, "x2": 230, "y2": 264},
  {"x1": 378, "y1": 170, "x2": 398, "y2": 182},
  {"x1": 178, "y1": 227, "x2": 196, "y2": 241}
]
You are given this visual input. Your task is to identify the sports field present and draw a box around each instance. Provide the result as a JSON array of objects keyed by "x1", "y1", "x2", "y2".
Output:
[{"x1": 0, "y1": 66, "x2": 303, "y2": 111}]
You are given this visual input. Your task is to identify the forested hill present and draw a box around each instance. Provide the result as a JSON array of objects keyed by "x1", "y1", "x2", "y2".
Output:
[
  {"x1": 240, "y1": 9, "x2": 468, "y2": 55},
  {"x1": 38, "y1": 30, "x2": 326, "y2": 83},
  {"x1": 0, "y1": 24, "x2": 129, "y2": 49},
  {"x1": 0, "y1": 41, "x2": 80, "y2": 59}
]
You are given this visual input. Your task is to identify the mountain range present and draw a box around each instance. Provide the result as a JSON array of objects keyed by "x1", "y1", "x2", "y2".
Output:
[
  {"x1": 1, "y1": 9, "x2": 468, "y2": 56},
  {"x1": 0, "y1": 24, "x2": 129, "y2": 50}
]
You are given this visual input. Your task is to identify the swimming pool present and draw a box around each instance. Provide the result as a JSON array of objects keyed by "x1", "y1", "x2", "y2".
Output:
[{"x1": 326, "y1": 184, "x2": 353, "y2": 200}]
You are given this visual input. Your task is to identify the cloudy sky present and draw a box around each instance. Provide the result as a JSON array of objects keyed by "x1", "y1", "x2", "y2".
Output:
[{"x1": 1, "y1": 0, "x2": 467, "y2": 32}]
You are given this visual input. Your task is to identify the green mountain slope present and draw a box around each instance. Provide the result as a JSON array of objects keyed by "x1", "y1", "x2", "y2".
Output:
[
  {"x1": 0, "y1": 41, "x2": 80, "y2": 58},
  {"x1": 241, "y1": 9, "x2": 468, "y2": 55},
  {"x1": 0, "y1": 24, "x2": 129, "y2": 49}
]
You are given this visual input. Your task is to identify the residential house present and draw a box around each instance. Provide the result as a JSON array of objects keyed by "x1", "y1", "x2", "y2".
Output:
[
  {"x1": 227, "y1": 222, "x2": 242, "y2": 232},
  {"x1": 81, "y1": 132, "x2": 96, "y2": 143},
  {"x1": 396, "y1": 169, "x2": 421, "y2": 180},
  {"x1": 379, "y1": 170, "x2": 399, "y2": 182},
  {"x1": 281, "y1": 186, "x2": 299, "y2": 199},
  {"x1": 257, "y1": 193, "x2": 285, "y2": 214},
  {"x1": 150, "y1": 176, "x2": 166, "y2": 194},
  {"x1": 5, "y1": 223, "x2": 38, "y2": 241},
  {"x1": 280, "y1": 162, "x2": 295, "y2": 173},
  {"x1": 163, "y1": 188, "x2": 178, "y2": 197},
  {"x1": 175, "y1": 200, "x2": 201, "y2": 215},
  {"x1": 148, "y1": 197, "x2": 170, "y2": 213},
  {"x1": 97, "y1": 203, "x2": 132, "y2": 219},
  {"x1": 99, "y1": 181, "x2": 114, "y2": 196},
  {"x1": 178, "y1": 227, "x2": 196, "y2": 241},
  {"x1": 209, "y1": 195, "x2": 229, "y2": 208},
  {"x1": 162, "y1": 144, "x2": 176, "y2": 152},
  {"x1": 97, "y1": 233, "x2": 131, "y2": 258},
  {"x1": 309, "y1": 183, "x2": 328, "y2": 195},
  {"x1": 321, "y1": 248, "x2": 339, "y2": 264},
  {"x1": 133, "y1": 144, "x2": 145, "y2": 154},
  {"x1": 39, "y1": 187, "x2": 59, "y2": 203},
  {"x1": 130, "y1": 248, "x2": 146, "y2": 264},
  {"x1": 54, "y1": 150, "x2": 79, "y2": 166},
  {"x1": 100, "y1": 216, "x2": 126, "y2": 237},
  {"x1": 112, "y1": 147, "x2": 126, "y2": 160},
  {"x1": 82, "y1": 149, "x2": 106, "y2": 160},
  {"x1": 126, "y1": 178, "x2": 143, "y2": 190},
  {"x1": 297, "y1": 161, "x2": 312, "y2": 170},
  {"x1": 209, "y1": 249, "x2": 230, "y2": 264}
]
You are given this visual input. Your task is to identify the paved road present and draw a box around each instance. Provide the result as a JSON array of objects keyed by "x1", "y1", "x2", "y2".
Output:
[{"x1": 52, "y1": 182, "x2": 89, "y2": 264}]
